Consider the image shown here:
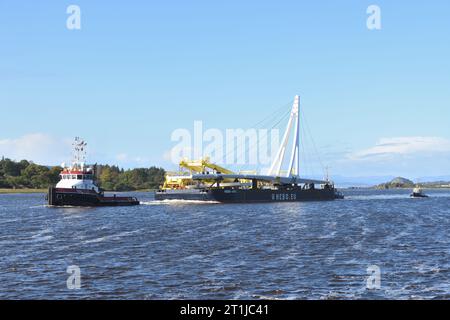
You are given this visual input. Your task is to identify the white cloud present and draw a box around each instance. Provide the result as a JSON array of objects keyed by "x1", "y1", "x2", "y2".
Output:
[
  {"x1": 0, "y1": 134, "x2": 159, "y2": 168},
  {"x1": 0, "y1": 133, "x2": 72, "y2": 165},
  {"x1": 116, "y1": 153, "x2": 128, "y2": 161},
  {"x1": 348, "y1": 137, "x2": 450, "y2": 161},
  {"x1": 114, "y1": 153, "x2": 150, "y2": 167}
]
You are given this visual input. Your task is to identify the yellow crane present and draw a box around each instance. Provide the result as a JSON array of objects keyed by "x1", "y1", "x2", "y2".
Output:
[
  {"x1": 161, "y1": 157, "x2": 235, "y2": 190},
  {"x1": 179, "y1": 157, "x2": 234, "y2": 175}
]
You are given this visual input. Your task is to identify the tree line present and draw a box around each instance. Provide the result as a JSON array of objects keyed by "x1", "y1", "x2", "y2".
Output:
[
  {"x1": 95, "y1": 164, "x2": 165, "y2": 191},
  {"x1": 0, "y1": 157, "x2": 165, "y2": 191}
]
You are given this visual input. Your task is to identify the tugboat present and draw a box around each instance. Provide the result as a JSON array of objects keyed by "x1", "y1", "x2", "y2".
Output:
[
  {"x1": 410, "y1": 187, "x2": 429, "y2": 198},
  {"x1": 47, "y1": 137, "x2": 140, "y2": 207},
  {"x1": 155, "y1": 95, "x2": 344, "y2": 203}
]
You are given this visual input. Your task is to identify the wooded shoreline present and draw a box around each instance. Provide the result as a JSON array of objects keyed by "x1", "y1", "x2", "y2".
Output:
[{"x1": 0, "y1": 158, "x2": 165, "y2": 192}]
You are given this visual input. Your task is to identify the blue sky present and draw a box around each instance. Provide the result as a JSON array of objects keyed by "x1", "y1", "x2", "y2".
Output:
[{"x1": 1, "y1": 1, "x2": 449, "y2": 180}]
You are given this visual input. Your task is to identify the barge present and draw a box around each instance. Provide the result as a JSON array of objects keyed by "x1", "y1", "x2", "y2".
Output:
[{"x1": 155, "y1": 95, "x2": 344, "y2": 203}]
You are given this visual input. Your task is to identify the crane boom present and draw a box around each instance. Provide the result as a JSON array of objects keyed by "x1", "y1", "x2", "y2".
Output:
[{"x1": 179, "y1": 157, "x2": 234, "y2": 175}]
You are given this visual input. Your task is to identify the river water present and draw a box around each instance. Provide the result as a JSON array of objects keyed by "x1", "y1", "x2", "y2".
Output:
[{"x1": 1, "y1": 189, "x2": 449, "y2": 299}]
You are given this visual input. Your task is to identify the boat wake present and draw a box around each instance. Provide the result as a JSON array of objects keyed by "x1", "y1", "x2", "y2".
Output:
[
  {"x1": 427, "y1": 192, "x2": 450, "y2": 198},
  {"x1": 29, "y1": 205, "x2": 48, "y2": 209},
  {"x1": 83, "y1": 229, "x2": 142, "y2": 244},
  {"x1": 141, "y1": 200, "x2": 221, "y2": 205},
  {"x1": 345, "y1": 194, "x2": 412, "y2": 201},
  {"x1": 346, "y1": 192, "x2": 450, "y2": 201}
]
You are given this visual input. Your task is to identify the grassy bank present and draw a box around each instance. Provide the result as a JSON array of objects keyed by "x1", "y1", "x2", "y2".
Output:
[{"x1": 0, "y1": 188, "x2": 47, "y2": 194}]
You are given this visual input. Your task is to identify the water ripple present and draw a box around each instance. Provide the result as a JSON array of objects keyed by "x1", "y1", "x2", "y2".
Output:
[{"x1": 0, "y1": 189, "x2": 449, "y2": 299}]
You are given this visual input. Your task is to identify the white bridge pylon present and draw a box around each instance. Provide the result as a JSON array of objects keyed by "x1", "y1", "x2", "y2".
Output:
[{"x1": 268, "y1": 95, "x2": 300, "y2": 178}]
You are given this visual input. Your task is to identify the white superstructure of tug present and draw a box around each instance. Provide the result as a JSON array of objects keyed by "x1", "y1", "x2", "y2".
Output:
[{"x1": 55, "y1": 137, "x2": 99, "y2": 192}]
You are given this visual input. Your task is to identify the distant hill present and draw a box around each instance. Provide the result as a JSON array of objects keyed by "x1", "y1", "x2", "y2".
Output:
[
  {"x1": 374, "y1": 177, "x2": 450, "y2": 189},
  {"x1": 419, "y1": 181, "x2": 450, "y2": 188},
  {"x1": 299, "y1": 175, "x2": 450, "y2": 189},
  {"x1": 375, "y1": 177, "x2": 415, "y2": 189},
  {"x1": 331, "y1": 175, "x2": 396, "y2": 188}
]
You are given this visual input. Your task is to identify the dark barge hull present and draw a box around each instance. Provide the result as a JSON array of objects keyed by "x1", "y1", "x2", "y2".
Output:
[
  {"x1": 155, "y1": 187, "x2": 343, "y2": 203},
  {"x1": 47, "y1": 187, "x2": 140, "y2": 207}
]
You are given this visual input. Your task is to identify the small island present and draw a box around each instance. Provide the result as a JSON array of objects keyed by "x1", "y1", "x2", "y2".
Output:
[{"x1": 375, "y1": 177, "x2": 450, "y2": 189}]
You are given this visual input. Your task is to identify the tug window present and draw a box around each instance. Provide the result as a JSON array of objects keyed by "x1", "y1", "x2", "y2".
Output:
[{"x1": 77, "y1": 175, "x2": 83, "y2": 180}]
